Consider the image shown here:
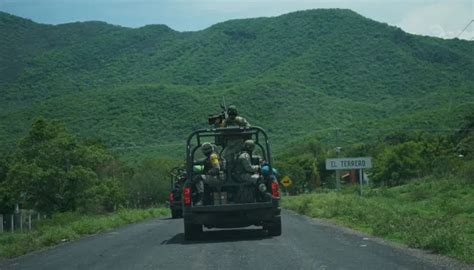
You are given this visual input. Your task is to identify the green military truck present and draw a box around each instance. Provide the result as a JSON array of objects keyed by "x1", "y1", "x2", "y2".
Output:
[
  {"x1": 169, "y1": 167, "x2": 185, "y2": 219},
  {"x1": 182, "y1": 126, "x2": 281, "y2": 240}
]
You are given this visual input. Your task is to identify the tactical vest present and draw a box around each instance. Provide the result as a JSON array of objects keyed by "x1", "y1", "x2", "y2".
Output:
[{"x1": 203, "y1": 152, "x2": 222, "y2": 175}]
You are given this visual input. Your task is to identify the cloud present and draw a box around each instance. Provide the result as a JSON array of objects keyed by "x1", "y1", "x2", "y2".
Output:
[
  {"x1": 396, "y1": 1, "x2": 473, "y2": 39},
  {"x1": 2, "y1": 0, "x2": 473, "y2": 39}
]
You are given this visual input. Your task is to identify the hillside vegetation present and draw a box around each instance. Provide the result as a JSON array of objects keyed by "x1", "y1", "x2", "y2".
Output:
[{"x1": 1, "y1": 9, "x2": 473, "y2": 161}]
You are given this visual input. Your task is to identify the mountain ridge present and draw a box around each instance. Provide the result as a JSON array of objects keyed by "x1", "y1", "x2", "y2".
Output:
[{"x1": 0, "y1": 9, "x2": 472, "y2": 161}]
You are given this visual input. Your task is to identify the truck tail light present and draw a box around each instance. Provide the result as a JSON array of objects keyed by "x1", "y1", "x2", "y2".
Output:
[
  {"x1": 271, "y1": 181, "x2": 280, "y2": 198},
  {"x1": 183, "y1": 187, "x2": 191, "y2": 205},
  {"x1": 169, "y1": 192, "x2": 174, "y2": 203}
]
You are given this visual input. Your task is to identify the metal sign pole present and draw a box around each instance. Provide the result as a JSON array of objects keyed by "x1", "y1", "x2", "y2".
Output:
[
  {"x1": 359, "y1": 169, "x2": 363, "y2": 196},
  {"x1": 335, "y1": 147, "x2": 341, "y2": 191}
]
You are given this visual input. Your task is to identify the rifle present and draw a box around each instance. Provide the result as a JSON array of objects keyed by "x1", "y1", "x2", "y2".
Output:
[{"x1": 220, "y1": 97, "x2": 228, "y2": 122}]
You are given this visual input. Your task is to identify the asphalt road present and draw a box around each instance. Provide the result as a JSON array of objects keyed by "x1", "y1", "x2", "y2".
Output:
[{"x1": 0, "y1": 210, "x2": 469, "y2": 270}]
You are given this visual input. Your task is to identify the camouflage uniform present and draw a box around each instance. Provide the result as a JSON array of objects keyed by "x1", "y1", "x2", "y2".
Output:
[
  {"x1": 221, "y1": 105, "x2": 250, "y2": 167},
  {"x1": 192, "y1": 143, "x2": 223, "y2": 205},
  {"x1": 221, "y1": 105, "x2": 250, "y2": 128},
  {"x1": 221, "y1": 116, "x2": 250, "y2": 127},
  {"x1": 235, "y1": 140, "x2": 261, "y2": 184}
]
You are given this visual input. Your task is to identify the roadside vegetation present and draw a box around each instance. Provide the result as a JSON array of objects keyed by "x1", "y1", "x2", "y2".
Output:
[
  {"x1": 282, "y1": 176, "x2": 474, "y2": 263},
  {"x1": 0, "y1": 117, "x2": 179, "y2": 215},
  {"x1": 279, "y1": 113, "x2": 474, "y2": 263},
  {"x1": 275, "y1": 111, "x2": 473, "y2": 192},
  {"x1": 0, "y1": 207, "x2": 169, "y2": 258},
  {"x1": 0, "y1": 118, "x2": 176, "y2": 259}
]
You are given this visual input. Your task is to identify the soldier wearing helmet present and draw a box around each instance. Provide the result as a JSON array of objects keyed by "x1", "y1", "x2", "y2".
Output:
[
  {"x1": 192, "y1": 142, "x2": 223, "y2": 206},
  {"x1": 235, "y1": 140, "x2": 263, "y2": 187},
  {"x1": 221, "y1": 105, "x2": 250, "y2": 127}
]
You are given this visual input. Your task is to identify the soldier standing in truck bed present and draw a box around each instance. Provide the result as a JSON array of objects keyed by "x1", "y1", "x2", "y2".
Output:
[{"x1": 221, "y1": 105, "x2": 250, "y2": 165}]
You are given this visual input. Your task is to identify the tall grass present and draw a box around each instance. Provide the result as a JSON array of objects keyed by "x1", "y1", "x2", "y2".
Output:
[
  {"x1": 282, "y1": 176, "x2": 474, "y2": 263},
  {"x1": 0, "y1": 208, "x2": 169, "y2": 259}
]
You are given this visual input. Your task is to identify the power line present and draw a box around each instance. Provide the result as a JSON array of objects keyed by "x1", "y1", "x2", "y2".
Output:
[
  {"x1": 110, "y1": 142, "x2": 184, "y2": 150},
  {"x1": 457, "y1": 19, "x2": 474, "y2": 38}
]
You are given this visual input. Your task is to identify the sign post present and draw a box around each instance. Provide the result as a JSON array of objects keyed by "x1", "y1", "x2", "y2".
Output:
[
  {"x1": 281, "y1": 176, "x2": 292, "y2": 196},
  {"x1": 325, "y1": 157, "x2": 372, "y2": 196},
  {"x1": 335, "y1": 147, "x2": 341, "y2": 191}
]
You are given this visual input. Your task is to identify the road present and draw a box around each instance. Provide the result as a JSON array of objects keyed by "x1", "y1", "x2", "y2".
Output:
[{"x1": 0, "y1": 210, "x2": 468, "y2": 270}]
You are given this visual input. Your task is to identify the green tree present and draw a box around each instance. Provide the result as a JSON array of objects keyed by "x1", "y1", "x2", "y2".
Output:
[
  {"x1": 126, "y1": 158, "x2": 177, "y2": 208},
  {"x1": 371, "y1": 141, "x2": 426, "y2": 186},
  {"x1": 6, "y1": 117, "x2": 126, "y2": 213},
  {"x1": 0, "y1": 155, "x2": 15, "y2": 213},
  {"x1": 276, "y1": 153, "x2": 320, "y2": 193}
]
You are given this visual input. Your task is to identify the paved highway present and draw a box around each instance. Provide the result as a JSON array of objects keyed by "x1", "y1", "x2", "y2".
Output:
[{"x1": 0, "y1": 210, "x2": 469, "y2": 270}]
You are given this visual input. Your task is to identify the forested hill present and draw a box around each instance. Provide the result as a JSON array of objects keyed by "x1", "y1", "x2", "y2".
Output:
[{"x1": 1, "y1": 9, "x2": 473, "y2": 161}]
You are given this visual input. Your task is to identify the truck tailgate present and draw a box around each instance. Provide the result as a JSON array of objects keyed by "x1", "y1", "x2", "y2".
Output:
[{"x1": 190, "y1": 201, "x2": 274, "y2": 212}]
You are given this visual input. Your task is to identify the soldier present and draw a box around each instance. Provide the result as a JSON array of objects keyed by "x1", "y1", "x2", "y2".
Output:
[
  {"x1": 235, "y1": 140, "x2": 266, "y2": 193},
  {"x1": 192, "y1": 142, "x2": 223, "y2": 206},
  {"x1": 173, "y1": 170, "x2": 186, "y2": 191},
  {"x1": 221, "y1": 105, "x2": 250, "y2": 127},
  {"x1": 220, "y1": 105, "x2": 250, "y2": 165}
]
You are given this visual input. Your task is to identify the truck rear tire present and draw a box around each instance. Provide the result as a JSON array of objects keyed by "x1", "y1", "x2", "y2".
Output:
[
  {"x1": 266, "y1": 217, "x2": 282, "y2": 236},
  {"x1": 184, "y1": 222, "x2": 202, "y2": 240}
]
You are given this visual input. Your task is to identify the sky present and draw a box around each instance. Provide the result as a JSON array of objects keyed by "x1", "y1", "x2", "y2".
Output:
[{"x1": 0, "y1": 0, "x2": 472, "y2": 40}]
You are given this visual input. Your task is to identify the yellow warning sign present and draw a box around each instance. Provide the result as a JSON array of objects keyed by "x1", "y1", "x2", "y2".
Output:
[{"x1": 281, "y1": 176, "x2": 292, "y2": 188}]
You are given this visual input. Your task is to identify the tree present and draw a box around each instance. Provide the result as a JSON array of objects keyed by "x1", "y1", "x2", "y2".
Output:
[
  {"x1": 0, "y1": 155, "x2": 14, "y2": 213},
  {"x1": 126, "y1": 158, "x2": 177, "y2": 208},
  {"x1": 276, "y1": 154, "x2": 320, "y2": 193},
  {"x1": 6, "y1": 117, "x2": 126, "y2": 213},
  {"x1": 371, "y1": 141, "x2": 426, "y2": 186}
]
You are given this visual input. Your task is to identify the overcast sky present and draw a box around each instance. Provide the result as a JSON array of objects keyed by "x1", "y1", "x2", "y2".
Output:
[{"x1": 0, "y1": 0, "x2": 472, "y2": 40}]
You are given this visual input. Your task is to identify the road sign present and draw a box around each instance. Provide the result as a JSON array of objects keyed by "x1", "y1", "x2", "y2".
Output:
[
  {"x1": 325, "y1": 157, "x2": 372, "y2": 170},
  {"x1": 281, "y1": 176, "x2": 292, "y2": 187}
]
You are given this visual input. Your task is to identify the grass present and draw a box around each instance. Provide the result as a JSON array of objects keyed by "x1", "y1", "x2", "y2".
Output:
[
  {"x1": 281, "y1": 176, "x2": 474, "y2": 263},
  {"x1": 0, "y1": 207, "x2": 170, "y2": 259}
]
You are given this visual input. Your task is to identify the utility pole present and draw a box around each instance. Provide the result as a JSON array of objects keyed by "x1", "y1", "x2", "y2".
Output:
[
  {"x1": 335, "y1": 147, "x2": 341, "y2": 191},
  {"x1": 335, "y1": 128, "x2": 341, "y2": 191}
]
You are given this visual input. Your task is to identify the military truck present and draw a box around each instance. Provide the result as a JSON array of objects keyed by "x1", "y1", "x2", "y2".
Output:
[
  {"x1": 169, "y1": 167, "x2": 185, "y2": 219},
  {"x1": 182, "y1": 126, "x2": 281, "y2": 240}
]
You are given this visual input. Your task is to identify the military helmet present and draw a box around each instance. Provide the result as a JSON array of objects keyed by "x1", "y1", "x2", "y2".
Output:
[
  {"x1": 228, "y1": 105, "x2": 238, "y2": 116},
  {"x1": 201, "y1": 142, "x2": 214, "y2": 155},
  {"x1": 243, "y1": 139, "x2": 255, "y2": 151}
]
